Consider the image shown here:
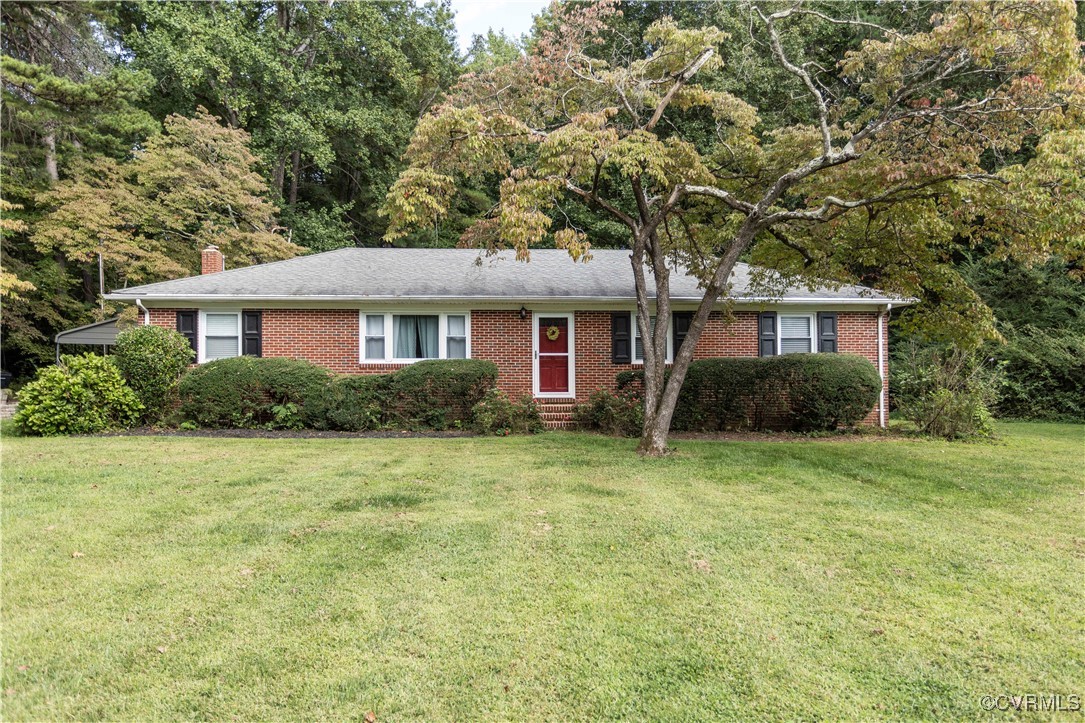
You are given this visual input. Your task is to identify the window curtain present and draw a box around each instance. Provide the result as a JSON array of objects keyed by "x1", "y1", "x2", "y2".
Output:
[{"x1": 394, "y1": 315, "x2": 439, "y2": 358}]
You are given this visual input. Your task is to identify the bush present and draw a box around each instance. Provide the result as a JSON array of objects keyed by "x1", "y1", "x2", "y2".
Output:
[
  {"x1": 573, "y1": 388, "x2": 644, "y2": 437},
  {"x1": 301, "y1": 375, "x2": 388, "y2": 431},
  {"x1": 384, "y1": 359, "x2": 498, "y2": 430},
  {"x1": 621, "y1": 354, "x2": 877, "y2": 433},
  {"x1": 112, "y1": 325, "x2": 194, "y2": 421},
  {"x1": 472, "y1": 389, "x2": 543, "y2": 435},
  {"x1": 262, "y1": 359, "x2": 499, "y2": 432},
  {"x1": 990, "y1": 325, "x2": 1084, "y2": 421},
  {"x1": 178, "y1": 357, "x2": 330, "y2": 428},
  {"x1": 892, "y1": 342, "x2": 1002, "y2": 439},
  {"x1": 13, "y1": 354, "x2": 143, "y2": 436}
]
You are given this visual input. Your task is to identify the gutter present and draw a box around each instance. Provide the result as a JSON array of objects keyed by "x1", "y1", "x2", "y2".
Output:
[
  {"x1": 106, "y1": 293, "x2": 914, "y2": 306},
  {"x1": 135, "y1": 298, "x2": 150, "y2": 325},
  {"x1": 877, "y1": 302, "x2": 892, "y2": 428}
]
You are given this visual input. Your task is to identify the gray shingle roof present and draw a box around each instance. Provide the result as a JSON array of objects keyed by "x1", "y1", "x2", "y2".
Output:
[{"x1": 107, "y1": 248, "x2": 899, "y2": 304}]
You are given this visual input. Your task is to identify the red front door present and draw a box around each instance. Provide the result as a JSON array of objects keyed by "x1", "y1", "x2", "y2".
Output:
[{"x1": 537, "y1": 317, "x2": 570, "y2": 394}]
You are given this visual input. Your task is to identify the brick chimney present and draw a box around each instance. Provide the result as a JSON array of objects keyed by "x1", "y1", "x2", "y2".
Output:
[{"x1": 201, "y1": 245, "x2": 224, "y2": 274}]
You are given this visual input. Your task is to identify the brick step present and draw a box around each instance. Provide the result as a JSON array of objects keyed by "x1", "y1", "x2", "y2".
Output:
[{"x1": 542, "y1": 419, "x2": 578, "y2": 430}]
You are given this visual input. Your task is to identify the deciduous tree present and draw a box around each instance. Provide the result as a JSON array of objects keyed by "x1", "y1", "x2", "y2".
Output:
[{"x1": 384, "y1": 0, "x2": 1084, "y2": 456}]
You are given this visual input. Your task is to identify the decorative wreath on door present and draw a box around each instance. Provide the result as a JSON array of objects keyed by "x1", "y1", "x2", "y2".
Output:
[{"x1": 546, "y1": 325, "x2": 561, "y2": 341}]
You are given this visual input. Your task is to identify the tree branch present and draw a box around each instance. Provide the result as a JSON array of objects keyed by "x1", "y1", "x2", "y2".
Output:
[{"x1": 644, "y1": 47, "x2": 716, "y2": 131}]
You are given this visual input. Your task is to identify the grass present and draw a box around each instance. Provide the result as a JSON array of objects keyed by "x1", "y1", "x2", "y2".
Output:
[{"x1": 2, "y1": 423, "x2": 1082, "y2": 720}]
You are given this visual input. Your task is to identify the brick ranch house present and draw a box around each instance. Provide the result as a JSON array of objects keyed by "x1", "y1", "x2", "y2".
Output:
[{"x1": 107, "y1": 246, "x2": 907, "y2": 427}]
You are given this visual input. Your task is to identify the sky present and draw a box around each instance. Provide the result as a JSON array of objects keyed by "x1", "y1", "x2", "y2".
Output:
[{"x1": 449, "y1": 0, "x2": 549, "y2": 52}]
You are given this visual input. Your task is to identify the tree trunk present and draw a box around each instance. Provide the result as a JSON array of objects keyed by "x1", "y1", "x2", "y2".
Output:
[
  {"x1": 43, "y1": 126, "x2": 58, "y2": 183},
  {"x1": 272, "y1": 155, "x2": 287, "y2": 199},
  {"x1": 634, "y1": 225, "x2": 759, "y2": 456},
  {"x1": 289, "y1": 150, "x2": 300, "y2": 205}
]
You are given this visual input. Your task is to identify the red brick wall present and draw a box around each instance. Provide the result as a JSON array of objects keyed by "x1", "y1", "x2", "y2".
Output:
[
  {"x1": 470, "y1": 310, "x2": 534, "y2": 399},
  {"x1": 146, "y1": 306, "x2": 888, "y2": 425}
]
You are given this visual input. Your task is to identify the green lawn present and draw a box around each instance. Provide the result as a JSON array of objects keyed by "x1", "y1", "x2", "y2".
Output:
[{"x1": 2, "y1": 424, "x2": 1082, "y2": 720}]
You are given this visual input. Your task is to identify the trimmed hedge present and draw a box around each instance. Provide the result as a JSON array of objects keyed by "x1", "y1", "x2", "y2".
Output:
[
  {"x1": 178, "y1": 357, "x2": 330, "y2": 429},
  {"x1": 301, "y1": 375, "x2": 387, "y2": 431},
  {"x1": 179, "y1": 357, "x2": 498, "y2": 431},
  {"x1": 386, "y1": 359, "x2": 498, "y2": 429},
  {"x1": 619, "y1": 354, "x2": 880, "y2": 432}
]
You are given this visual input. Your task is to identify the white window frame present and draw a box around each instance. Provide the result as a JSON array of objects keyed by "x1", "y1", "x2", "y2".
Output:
[
  {"x1": 358, "y1": 311, "x2": 471, "y2": 363},
  {"x1": 777, "y1": 312, "x2": 817, "y2": 355},
  {"x1": 198, "y1": 309, "x2": 241, "y2": 363},
  {"x1": 631, "y1": 312, "x2": 674, "y2": 364}
]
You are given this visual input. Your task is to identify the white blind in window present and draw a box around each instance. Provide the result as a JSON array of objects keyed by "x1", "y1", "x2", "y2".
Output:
[
  {"x1": 205, "y1": 336, "x2": 239, "y2": 359},
  {"x1": 205, "y1": 313, "x2": 238, "y2": 336},
  {"x1": 634, "y1": 315, "x2": 657, "y2": 360},
  {"x1": 779, "y1": 315, "x2": 812, "y2": 354}
]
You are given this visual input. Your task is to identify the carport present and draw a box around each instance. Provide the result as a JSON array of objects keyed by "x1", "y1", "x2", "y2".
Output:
[{"x1": 54, "y1": 317, "x2": 121, "y2": 363}]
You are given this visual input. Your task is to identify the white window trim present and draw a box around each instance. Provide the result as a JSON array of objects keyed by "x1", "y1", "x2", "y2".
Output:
[
  {"x1": 777, "y1": 312, "x2": 817, "y2": 355},
  {"x1": 197, "y1": 309, "x2": 241, "y2": 363},
  {"x1": 631, "y1": 312, "x2": 673, "y2": 365},
  {"x1": 532, "y1": 311, "x2": 575, "y2": 398},
  {"x1": 358, "y1": 311, "x2": 471, "y2": 364}
]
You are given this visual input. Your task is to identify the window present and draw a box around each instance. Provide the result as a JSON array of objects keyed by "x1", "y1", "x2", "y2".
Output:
[
  {"x1": 202, "y1": 312, "x2": 240, "y2": 361},
  {"x1": 360, "y1": 312, "x2": 470, "y2": 362},
  {"x1": 393, "y1": 315, "x2": 439, "y2": 359},
  {"x1": 632, "y1": 314, "x2": 673, "y2": 363},
  {"x1": 779, "y1": 314, "x2": 814, "y2": 354},
  {"x1": 446, "y1": 315, "x2": 467, "y2": 359},
  {"x1": 364, "y1": 314, "x2": 385, "y2": 360}
]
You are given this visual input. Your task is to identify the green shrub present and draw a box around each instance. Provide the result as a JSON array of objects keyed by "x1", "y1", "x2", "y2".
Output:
[
  {"x1": 13, "y1": 354, "x2": 143, "y2": 436},
  {"x1": 112, "y1": 325, "x2": 194, "y2": 421},
  {"x1": 301, "y1": 375, "x2": 388, "y2": 431},
  {"x1": 892, "y1": 342, "x2": 1002, "y2": 439},
  {"x1": 990, "y1": 325, "x2": 1084, "y2": 421},
  {"x1": 472, "y1": 389, "x2": 543, "y2": 435},
  {"x1": 283, "y1": 359, "x2": 500, "y2": 432},
  {"x1": 573, "y1": 388, "x2": 644, "y2": 437},
  {"x1": 672, "y1": 354, "x2": 881, "y2": 433},
  {"x1": 178, "y1": 357, "x2": 330, "y2": 428},
  {"x1": 385, "y1": 359, "x2": 498, "y2": 430}
]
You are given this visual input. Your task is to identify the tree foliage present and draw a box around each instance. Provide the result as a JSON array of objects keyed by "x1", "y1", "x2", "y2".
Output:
[
  {"x1": 385, "y1": 0, "x2": 1084, "y2": 454},
  {"x1": 32, "y1": 109, "x2": 301, "y2": 287},
  {"x1": 116, "y1": 0, "x2": 461, "y2": 249}
]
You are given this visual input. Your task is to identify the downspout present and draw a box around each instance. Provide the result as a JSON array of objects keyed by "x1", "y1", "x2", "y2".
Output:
[
  {"x1": 877, "y1": 303, "x2": 892, "y2": 428},
  {"x1": 135, "y1": 298, "x2": 150, "y2": 326}
]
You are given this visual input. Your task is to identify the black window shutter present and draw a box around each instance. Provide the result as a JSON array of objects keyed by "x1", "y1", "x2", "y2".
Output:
[
  {"x1": 673, "y1": 312, "x2": 693, "y2": 355},
  {"x1": 242, "y1": 311, "x2": 262, "y2": 357},
  {"x1": 611, "y1": 312, "x2": 631, "y2": 364},
  {"x1": 176, "y1": 311, "x2": 197, "y2": 354},
  {"x1": 758, "y1": 311, "x2": 777, "y2": 357},
  {"x1": 817, "y1": 312, "x2": 838, "y2": 353}
]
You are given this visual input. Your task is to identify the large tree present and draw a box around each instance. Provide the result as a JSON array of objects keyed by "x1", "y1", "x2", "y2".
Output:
[
  {"x1": 383, "y1": 0, "x2": 1084, "y2": 455},
  {"x1": 1, "y1": 1, "x2": 158, "y2": 374},
  {"x1": 32, "y1": 109, "x2": 301, "y2": 291},
  {"x1": 115, "y1": 0, "x2": 461, "y2": 249}
]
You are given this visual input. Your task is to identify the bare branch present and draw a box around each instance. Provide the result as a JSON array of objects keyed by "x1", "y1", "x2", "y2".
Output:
[
  {"x1": 564, "y1": 180, "x2": 637, "y2": 230},
  {"x1": 756, "y1": 8, "x2": 832, "y2": 156},
  {"x1": 644, "y1": 47, "x2": 716, "y2": 131}
]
